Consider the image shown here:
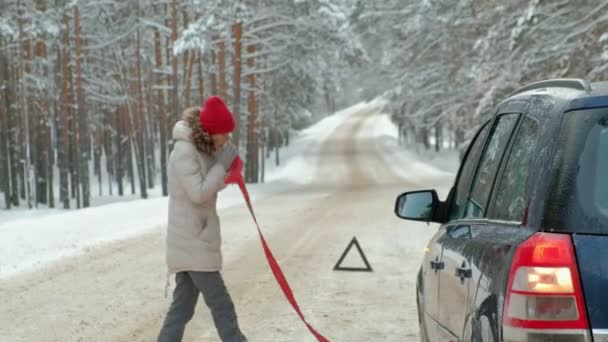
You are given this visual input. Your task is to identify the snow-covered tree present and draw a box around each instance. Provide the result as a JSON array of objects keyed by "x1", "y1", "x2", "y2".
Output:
[{"x1": 3, "y1": 0, "x2": 608, "y2": 208}]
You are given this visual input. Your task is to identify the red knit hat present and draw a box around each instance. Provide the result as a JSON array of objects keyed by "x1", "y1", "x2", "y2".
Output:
[{"x1": 199, "y1": 96, "x2": 235, "y2": 134}]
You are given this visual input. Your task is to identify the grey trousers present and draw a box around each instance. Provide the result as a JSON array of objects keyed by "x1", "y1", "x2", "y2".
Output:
[{"x1": 158, "y1": 271, "x2": 247, "y2": 342}]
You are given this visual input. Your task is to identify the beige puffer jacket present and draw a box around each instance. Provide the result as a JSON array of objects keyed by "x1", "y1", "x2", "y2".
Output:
[{"x1": 165, "y1": 120, "x2": 227, "y2": 275}]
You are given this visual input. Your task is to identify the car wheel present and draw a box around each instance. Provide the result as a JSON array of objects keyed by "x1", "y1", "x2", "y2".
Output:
[{"x1": 472, "y1": 313, "x2": 499, "y2": 342}]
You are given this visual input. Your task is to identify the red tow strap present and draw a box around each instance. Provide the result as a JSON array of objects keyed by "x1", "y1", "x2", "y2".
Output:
[{"x1": 226, "y1": 157, "x2": 329, "y2": 342}]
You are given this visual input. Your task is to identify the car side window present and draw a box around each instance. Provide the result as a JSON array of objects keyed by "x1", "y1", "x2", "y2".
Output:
[
  {"x1": 448, "y1": 122, "x2": 491, "y2": 221},
  {"x1": 493, "y1": 116, "x2": 540, "y2": 221},
  {"x1": 465, "y1": 114, "x2": 519, "y2": 219},
  {"x1": 597, "y1": 127, "x2": 608, "y2": 213}
]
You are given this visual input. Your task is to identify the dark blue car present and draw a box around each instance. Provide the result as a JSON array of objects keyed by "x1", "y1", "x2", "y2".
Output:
[{"x1": 395, "y1": 79, "x2": 608, "y2": 342}]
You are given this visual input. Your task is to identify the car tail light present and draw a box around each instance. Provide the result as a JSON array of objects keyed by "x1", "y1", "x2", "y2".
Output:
[{"x1": 503, "y1": 233, "x2": 591, "y2": 341}]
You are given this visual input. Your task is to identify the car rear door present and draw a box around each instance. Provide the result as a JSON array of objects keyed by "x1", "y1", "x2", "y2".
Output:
[
  {"x1": 464, "y1": 111, "x2": 543, "y2": 341},
  {"x1": 437, "y1": 112, "x2": 521, "y2": 340}
]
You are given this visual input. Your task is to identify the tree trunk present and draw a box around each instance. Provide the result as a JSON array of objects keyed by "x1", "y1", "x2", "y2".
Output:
[
  {"x1": 103, "y1": 108, "x2": 114, "y2": 196},
  {"x1": 171, "y1": 0, "x2": 179, "y2": 123},
  {"x1": 25, "y1": 37, "x2": 40, "y2": 207},
  {"x1": 270, "y1": 123, "x2": 280, "y2": 166},
  {"x1": 115, "y1": 108, "x2": 124, "y2": 196},
  {"x1": 74, "y1": 4, "x2": 90, "y2": 207},
  {"x1": 49, "y1": 39, "x2": 59, "y2": 209},
  {"x1": 260, "y1": 133, "x2": 265, "y2": 183},
  {"x1": 146, "y1": 79, "x2": 155, "y2": 190},
  {"x1": 0, "y1": 115, "x2": 4, "y2": 206},
  {"x1": 274, "y1": 141, "x2": 280, "y2": 167},
  {"x1": 67, "y1": 42, "x2": 80, "y2": 208},
  {"x1": 48, "y1": 135, "x2": 54, "y2": 207},
  {"x1": 197, "y1": 51, "x2": 205, "y2": 104},
  {"x1": 60, "y1": 12, "x2": 71, "y2": 209},
  {"x1": 18, "y1": 3, "x2": 31, "y2": 207},
  {"x1": 70, "y1": 104, "x2": 80, "y2": 208},
  {"x1": 0, "y1": 79, "x2": 5, "y2": 207},
  {"x1": 35, "y1": 0, "x2": 50, "y2": 205},
  {"x1": 155, "y1": 28, "x2": 168, "y2": 196},
  {"x1": 165, "y1": 27, "x2": 175, "y2": 153},
  {"x1": 245, "y1": 44, "x2": 258, "y2": 183},
  {"x1": 182, "y1": 10, "x2": 189, "y2": 81},
  {"x1": 8, "y1": 63, "x2": 19, "y2": 207},
  {"x1": 435, "y1": 121, "x2": 442, "y2": 152},
  {"x1": 324, "y1": 82, "x2": 332, "y2": 114},
  {"x1": 95, "y1": 124, "x2": 102, "y2": 196},
  {"x1": 455, "y1": 126, "x2": 465, "y2": 149},
  {"x1": 232, "y1": 23, "x2": 242, "y2": 148},
  {"x1": 210, "y1": 39, "x2": 218, "y2": 95},
  {"x1": 123, "y1": 105, "x2": 136, "y2": 195},
  {"x1": 285, "y1": 128, "x2": 290, "y2": 146},
  {"x1": 134, "y1": 20, "x2": 148, "y2": 199},
  {"x1": 421, "y1": 126, "x2": 431, "y2": 150},
  {"x1": 218, "y1": 39, "x2": 227, "y2": 100},
  {"x1": 12, "y1": 63, "x2": 24, "y2": 204},
  {"x1": 183, "y1": 51, "x2": 195, "y2": 108},
  {"x1": 266, "y1": 128, "x2": 271, "y2": 159},
  {"x1": 0, "y1": 42, "x2": 11, "y2": 208},
  {"x1": 182, "y1": 10, "x2": 190, "y2": 106}
]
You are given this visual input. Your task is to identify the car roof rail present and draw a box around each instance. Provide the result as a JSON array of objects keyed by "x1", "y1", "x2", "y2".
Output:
[{"x1": 509, "y1": 78, "x2": 592, "y2": 97}]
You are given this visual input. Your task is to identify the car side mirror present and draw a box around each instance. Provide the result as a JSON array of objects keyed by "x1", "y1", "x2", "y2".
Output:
[{"x1": 394, "y1": 190, "x2": 439, "y2": 222}]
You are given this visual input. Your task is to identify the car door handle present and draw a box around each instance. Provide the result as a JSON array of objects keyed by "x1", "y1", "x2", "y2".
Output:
[
  {"x1": 430, "y1": 260, "x2": 445, "y2": 271},
  {"x1": 456, "y1": 267, "x2": 472, "y2": 279}
]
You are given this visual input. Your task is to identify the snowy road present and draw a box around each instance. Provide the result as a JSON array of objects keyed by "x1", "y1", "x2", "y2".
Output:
[{"x1": 1, "y1": 102, "x2": 456, "y2": 341}]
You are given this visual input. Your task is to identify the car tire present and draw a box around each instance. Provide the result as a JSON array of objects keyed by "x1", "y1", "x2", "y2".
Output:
[{"x1": 472, "y1": 314, "x2": 496, "y2": 342}]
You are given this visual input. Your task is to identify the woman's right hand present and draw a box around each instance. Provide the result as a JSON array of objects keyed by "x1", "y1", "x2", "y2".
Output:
[{"x1": 217, "y1": 143, "x2": 238, "y2": 170}]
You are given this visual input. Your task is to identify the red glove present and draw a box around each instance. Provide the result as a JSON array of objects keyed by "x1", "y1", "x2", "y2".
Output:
[{"x1": 225, "y1": 156, "x2": 244, "y2": 184}]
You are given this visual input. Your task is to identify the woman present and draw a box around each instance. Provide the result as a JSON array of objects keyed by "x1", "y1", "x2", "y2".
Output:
[{"x1": 158, "y1": 96, "x2": 247, "y2": 342}]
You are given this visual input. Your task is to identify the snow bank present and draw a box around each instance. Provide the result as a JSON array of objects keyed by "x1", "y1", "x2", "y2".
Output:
[
  {"x1": 0, "y1": 183, "x2": 288, "y2": 280},
  {"x1": 367, "y1": 111, "x2": 460, "y2": 181}
]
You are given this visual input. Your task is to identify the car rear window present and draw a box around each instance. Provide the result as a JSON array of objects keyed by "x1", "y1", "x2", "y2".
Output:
[{"x1": 545, "y1": 108, "x2": 608, "y2": 234}]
